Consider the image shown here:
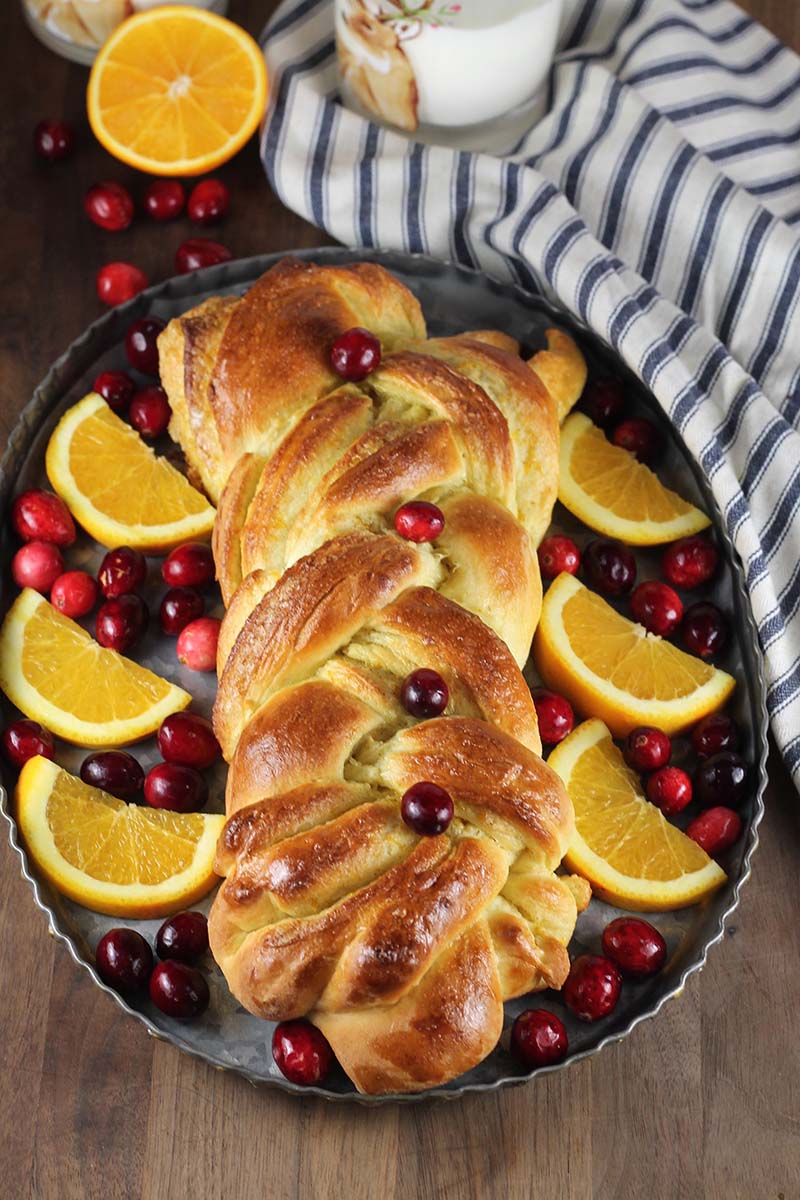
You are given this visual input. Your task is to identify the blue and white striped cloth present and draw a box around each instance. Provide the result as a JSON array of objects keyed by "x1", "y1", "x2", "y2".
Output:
[{"x1": 260, "y1": 0, "x2": 800, "y2": 790}]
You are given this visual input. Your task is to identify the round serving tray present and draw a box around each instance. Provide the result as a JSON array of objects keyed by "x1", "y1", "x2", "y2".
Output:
[{"x1": 0, "y1": 247, "x2": 768, "y2": 1103}]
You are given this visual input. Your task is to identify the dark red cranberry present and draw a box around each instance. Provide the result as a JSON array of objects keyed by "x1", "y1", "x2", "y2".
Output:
[
  {"x1": 143, "y1": 179, "x2": 185, "y2": 221},
  {"x1": 602, "y1": 917, "x2": 666, "y2": 978},
  {"x1": 156, "y1": 911, "x2": 209, "y2": 963},
  {"x1": 394, "y1": 500, "x2": 444, "y2": 543},
  {"x1": 98, "y1": 546, "x2": 147, "y2": 598},
  {"x1": 682, "y1": 602, "x2": 728, "y2": 659},
  {"x1": 97, "y1": 262, "x2": 149, "y2": 307},
  {"x1": 12, "y1": 541, "x2": 64, "y2": 592},
  {"x1": 34, "y1": 118, "x2": 75, "y2": 162},
  {"x1": 159, "y1": 587, "x2": 204, "y2": 636},
  {"x1": 691, "y1": 712, "x2": 739, "y2": 758},
  {"x1": 630, "y1": 580, "x2": 683, "y2": 636},
  {"x1": 612, "y1": 417, "x2": 660, "y2": 464},
  {"x1": 563, "y1": 954, "x2": 621, "y2": 1021},
  {"x1": 84, "y1": 181, "x2": 134, "y2": 232},
  {"x1": 580, "y1": 378, "x2": 625, "y2": 428},
  {"x1": 625, "y1": 725, "x2": 672, "y2": 772},
  {"x1": 511, "y1": 1009, "x2": 568, "y2": 1069},
  {"x1": 175, "y1": 238, "x2": 233, "y2": 274},
  {"x1": 1, "y1": 719, "x2": 54, "y2": 769},
  {"x1": 162, "y1": 543, "x2": 215, "y2": 590},
  {"x1": 330, "y1": 327, "x2": 381, "y2": 381},
  {"x1": 80, "y1": 750, "x2": 144, "y2": 799},
  {"x1": 176, "y1": 617, "x2": 220, "y2": 671},
  {"x1": 646, "y1": 766, "x2": 692, "y2": 815},
  {"x1": 96, "y1": 928, "x2": 153, "y2": 993},
  {"x1": 400, "y1": 668, "x2": 449, "y2": 718},
  {"x1": 401, "y1": 781, "x2": 454, "y2": 836},
  {"x1": 662, "y1": 536, "x2": 718, "y2": 589},
  {"x1": 686, "y1": 806, "x2": 743, "y2": 856},
  {"x1": 149, "y1": 960, "x2": 209, "y2": 1018},
  {"x1": 531, "y1": 688, "x2": 574, "y2": 746},
  {"x1": 187, "y1": 178, "x2": 230, "y2": 224},
  {"x1": 694, "y1": 752, "x2": 748, "y2": 809},
  {"x1": 272, "y1": 1020, "x2": 333, "y2": 1085},
  {"x1": 129, "y1": 386, "x2": 171, "y2": 439},
  {"x1": 537, "y1": 535, "x2": 580, "y2": 580},
  {"x1": 583, "y1": 538, "x2": 636, "y2": 596},
  {"x1": 93, "y1": 369, "x2": 136, "y2": 413},
  {"x1": 157, "y1": 712, "x2": 220, "y2": 769},
  {"x1": 125, "y1": 316, "x2": 165, "y2": 376},
  {"x1": 144, "y1": 762, "x2": 208, "y2": 812},
  {"x1": 51, "y1": 570, "x2": 98, "y2": 618},
  {"x1": 11, "y1": 490, "x2": 76, "y2": 546},
  {"x1": 95, "y1": 593, "x2": 148, "y2": 653}
]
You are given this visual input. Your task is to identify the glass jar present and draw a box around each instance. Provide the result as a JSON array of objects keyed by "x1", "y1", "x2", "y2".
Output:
[{"x1": 23, "y1": 0, "x2": 230, "y2": 64}]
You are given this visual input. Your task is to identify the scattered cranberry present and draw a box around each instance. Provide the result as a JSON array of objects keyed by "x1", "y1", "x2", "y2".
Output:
[
  {"x1": 394, "y1": 500, "x2": 444, "y2": 542},
  {"x1": 80, "y1": 750, "x2": 144, "y2": 800},
  {"x1": 96, "y1": 928, "x2": 153, "y2": 993},
  {"x1": 1, "y1": 719, "x2": 54, "y2": 768},
  {"x1": 602, "y1": 917, "x2": 666, "y2": 978},
  {"x1": 691, "y1": 712, "x2": 739, "y2": 758},
  {"x1": 662, "y1": 536, "x2": 718, "y2": 589},
  {"x1": 93, "y1": 369, "x2": 135, "y2": 413},
  {"x1": 125, "y1": 316, "x2": 165, "y2": 376},
  {"x1": 580, "y1": 378, "x2": 625, "y2": 428},
  {"x1": 511, "y1": 1009, "x2": 568, "y2": 1069},
  {"x1": 401, "y1": 781, "x2": 454, "y2": 836},
  {"x1": 686, "y1": 806, "x2": 743, "y2": 856},
  {"x1": 98, "y1": 546, "x2": 146, "y2": 598},
  {"x1": 175, "y1": 238, "x2": 233, "y2": 274},
  {"x1": 625, "y1": 725, "x2": 671, "y2": 772},
  {"x1": 330, "y1": 327, "x2": 381, "y2": 381},
  {"x1": 162, "y1": 543, "x2": 215, "y2": 590},
  {"x1": 694, "y1": 752, "x2": 748, "y2": 809},
  {"x1": 630, "y1": 580, "x2": 683, "y2": 636},
  {"x1": 612, "y1": 417, "x2": 660, "y2": 464},
  {"x1": 176, "y1": 617, "x2": 220, "y2": 672},
  {"x1": 583, "y1": 538, "x2": 636, "y2": 596},
  {"x1": 400, "y1": 668, "x2": 449, "y2": 718},
  {"x1": 143, "y1": 179, "x2": 185, "y2": 221},
  {"x1": 646, "y1": 765, "x2": 692, "y2": 815},
  {"x1": 682, "y1": 601, "x2": 728, "y2": 659},
  {"x1": 537, "y1": 535, "x2": 580, "y2": 580},
  {"x1": 12, "y1": 541, "x2": 64, "y2": 593},
  {"x1": 272, "y1": 1020, "x2": 333, "y2": 1086},
  {"x1": 51, "y1": 570, "x2": 98, "y2": 618},
  {"x1": 156, "y1": 911, "x2": 209, "y2": 963},
  {"x1": 34, "y1": 118, "x2": 74, "y2": 162},
  {"x1": 84, "y1": 181, "x2": 134, "y2": 232},
  {"x1": 159, "y1": 587, "x2": 204, "y2": 636},
  {"x1": 531, "y1": 688, "x2": 574, "y2": 746},
  {"x1": 144, "y1": 762, "x2": 208, "y2": 812},
  {"x1": 129, "y1": 386, "x2": 171, "y2": 439},
  {"x1": 563, "y1": 954, "x2": 622, "y2": 1021},
  {"x1": 149, "y1": 960, "x2": 209, "y2": 1018},
  {"x1": 157, "y1": 712, "x2": 220, "y2": 769},
  {"x1": 97, "y1": 262, "x2": 148, "y2": 307},
  {"x1": 11, "y1": 490, "x2": 75, "y2": 546},
  {"x1": 95, "y1": 593, "x2": 148, "y2": 653},
  {"x1": 187, "y1": 178, "x2": 230, "y2": 224}
]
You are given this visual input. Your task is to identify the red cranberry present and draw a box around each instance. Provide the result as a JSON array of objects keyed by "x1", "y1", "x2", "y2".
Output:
[
  {"x1": 156, "y1": 911, "x2": 209, "y2": 963},
  {"x1": 646, "y1": 765, "x2": 692, "y2": 815},
  {"x1": 691, "y1": 712, "x2": 739, "y2": 758},
  {"x1": 95, "y1": 593, "x2": 148, "y2": 653},
  {"x1": 531, "y1": 687, "x2": 574, "y2": 746},
  {"x1": 11, "y1": 490, "x2": 75, "y2": 546},
  {"x1": 176, "y1": 617, "x2": 220, "y2": 672},
  {"x1": 624, "y1": 726, "x2": 671, "y2": 772},
  {"x1": 175, "y1": 238, "x2": 233, "y2": 274},
  {"x1": 97, "y1": 262, "x2": 148, "y2": 307},
  {"x1": 694, "y1": 752, "x2": 748, "y2": 809},
  {"x1": 12, "y1": 541, "x2": 64, "y2": 593},
  {"x1": 144, "y1": 762, "x2": 208, "y2": 812},
  {"x1": 272, "y1": 1020, "x2": 333, "y2": 1086},
  {"x1": 630, "y1": 580, "x2": 683, "y2": 636},
  {"x1": 129, "y1": 386, "x2": 171, "y2": 439},
  {"x1": 580, "y1": 378, "x2": 625, "y2": 428},
  {"x1": 401, "y1": 781, "x2": 454, "y2": 836},
  {"x1": 159, "y1": 587, "x2": 204, "y2": 636},
  {"x1": 51, "y1": 570, "x2": 98, "y2": 618},
  {"x1": 34, "y1": 118, "x2": 74, "y2": 162},
  {"x1": 662, "y1": 536, "x2": 718, "y2": 589},
  {"x1": 686, "y1": 806, "x2": 743, "y2": 856},
  {"x1": 187, "y1": 178, "x2": 230, "y2": 224},
  {"x1": 394, "y1": 500, "x2": 444, "y2": 543},
  {"x1": 84, "y1": 182, "x2": 134, "y2": 232},
  {"x1": 612, "y1": 417, "x2": 660, "y2": 464},
  {"x1": 537, "y1": 535, "x2": 580, "y2": 580},
  {"x1": 511, "y1": 1009, "x2": 568, "y2": 1069},
  {"x1": 143, "y1": 179, "x2": 185, "y2": 221},
  {"x1": 80, "y1": 750, "x2": 144, "y2": 799},
  {"x1": 602, "y1": 917, "x2": 666, "y2": 978},
  {"x1": 583, "y1": 538, "x2": 636, "y2": 596},
  {"x1": 1, "y1": 719, "x2": 54, "y2": 768},
  {"x1": 563, "y1": 954, "x2": 621, "y2": 1021},
  {"x1": 157, "y1": 712, "x2": 220, "y2": 769},
  {"x1": 98, "y1": 546, "x2": 146, "y2": 598},
  {"x1": 162, "y1": 543, "x2": 215, "y2": 590},
  {"x1": 96, "y1": 928, "x2": 153, "y2": 993},
  {"x1": 330, "y1": 327, "x2": 381, "y2": 381},
  {"x1": 93, "y1": 369, "x2": 135, "y2": 413},
  {"x1": 149, "y1": 960, "x2": 209, "y2": 1018},
  {"x1": 125, "y1": 316, "x2": 165, "y2": 376},
  {"x1": 400, "y1": 668, "x2": 449, "y2": 718},
  {"x1": 682, "y1": 602, "x2": 728, "y2": 659}
]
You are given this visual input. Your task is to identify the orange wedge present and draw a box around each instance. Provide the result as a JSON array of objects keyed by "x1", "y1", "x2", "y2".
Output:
[
  {"x1": 87, "y1": 6, "x2": 268, "y2": 176},
  {"x1": 533, "y1": 573, "x2": 735, "y2": 736},
  {"x1": 548, "y1": 719, "x2": 726, "y2": 910}
]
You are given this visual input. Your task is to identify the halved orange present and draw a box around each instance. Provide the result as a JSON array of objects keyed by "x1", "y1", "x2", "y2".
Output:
[{"x1": 87, "y1": 6, "x2": 268, "y2": 176}]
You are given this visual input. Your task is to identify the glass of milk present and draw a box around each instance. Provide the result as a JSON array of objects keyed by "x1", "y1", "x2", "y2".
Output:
[{"x1": 336, "y1": 0, "x2": 563, "y2": 147}]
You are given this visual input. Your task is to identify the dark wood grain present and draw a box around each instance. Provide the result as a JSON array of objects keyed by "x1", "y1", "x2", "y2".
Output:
[{"x1": 1, "y1": 2, "x2": 799, "y2": 1197}]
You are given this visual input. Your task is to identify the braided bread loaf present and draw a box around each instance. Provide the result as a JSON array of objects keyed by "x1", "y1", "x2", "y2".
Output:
[{"x1": 159, "y1": 258, "x2": 590, "y2": 1094}]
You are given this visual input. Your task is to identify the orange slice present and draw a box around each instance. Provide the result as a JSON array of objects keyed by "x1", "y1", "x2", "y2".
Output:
[
  {"x1": 548, "y1": 719, "x2": 726, "y2": 910},
  {"x1": 533, "y1": 573, "x2": 735, "y2": 736},
  {"x1": 87, "y1": 6, "x2": 268, "y2": 176}
]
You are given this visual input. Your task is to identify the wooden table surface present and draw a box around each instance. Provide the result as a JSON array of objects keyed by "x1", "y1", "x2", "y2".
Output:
[{"x1": 2, "y1": 2, "x2": 799, "y2": 1197}]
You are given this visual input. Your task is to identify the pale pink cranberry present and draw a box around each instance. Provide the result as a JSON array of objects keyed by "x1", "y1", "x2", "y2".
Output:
[
  {"x1": 176, "y1": 617, "x2": 220, "y2": 671},
  {"x1": 12, "y1": 541, "x2": 64, "y2": 592},
  {"x1": 11, "y1": 490, "x2": 76, "y2": 545},
  {"x1": 51, "y1": 570, "x2": 98, "y2": 618}
]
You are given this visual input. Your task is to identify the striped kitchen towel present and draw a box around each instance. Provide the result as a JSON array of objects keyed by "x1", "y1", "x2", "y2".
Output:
[{"x1": 260, "y1": 0, "x2": 800, "y2": 790}]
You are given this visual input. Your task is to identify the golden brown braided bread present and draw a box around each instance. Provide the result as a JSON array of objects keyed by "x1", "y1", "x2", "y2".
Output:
[{"x1": 159, "y1": 258, "x2": 589, "y2": 1094}]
